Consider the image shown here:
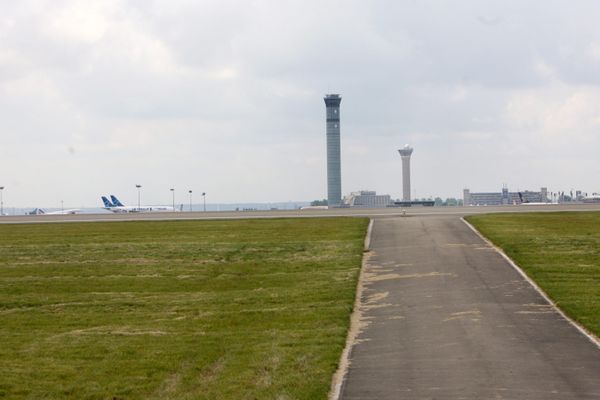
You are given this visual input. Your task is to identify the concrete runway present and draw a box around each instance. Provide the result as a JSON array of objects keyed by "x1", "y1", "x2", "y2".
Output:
[
  {"x1": 339, "y1": 216, "x2": 600, "y2": 400},
  {"x1": 1, "y1": 203, "x2": 599, "y2": 224}
]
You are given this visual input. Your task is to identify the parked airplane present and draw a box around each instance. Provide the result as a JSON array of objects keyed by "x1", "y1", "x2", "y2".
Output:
[
  {"x1": 300, "y1": 206, "x2": 329, "y2": 210},
  {"x1": 582, "y1": 193, "x2": 600, "y2": 204},
  {"x1": 110, "y1": 195, "x2": 125, "y2": 207},
  {"x1": 28, "y1": 208, "x2": 80, "y2": 215},
  {"x1": 101, "y1": 195, "x2": 179, "y2": 213}
]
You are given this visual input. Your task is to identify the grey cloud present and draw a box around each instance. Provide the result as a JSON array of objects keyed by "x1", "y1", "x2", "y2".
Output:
[{"x1": 1, "y1": 0, "x2": 600, "y2": 206}]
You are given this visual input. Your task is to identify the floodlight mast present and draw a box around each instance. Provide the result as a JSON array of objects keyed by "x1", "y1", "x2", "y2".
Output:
[
  {"x1": 135, "y1": 184, "x2": 142, "y2": 211},
  {"x1": 0, "y1": 186, "x2": 4, "y2": 216}
]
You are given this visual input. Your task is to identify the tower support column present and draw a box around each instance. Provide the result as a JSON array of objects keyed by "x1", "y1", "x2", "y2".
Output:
[{"x1": 398, "y1": 145, "x2": 413, "y2": 201}]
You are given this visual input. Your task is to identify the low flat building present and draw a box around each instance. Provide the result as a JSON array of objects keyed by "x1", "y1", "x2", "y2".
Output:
[
  {"x1": 464, "y1": 187, "x2": 548, "y2": 206},
  {"x1": 344, "y1": 190, "x2": 391, "y2": 208}
]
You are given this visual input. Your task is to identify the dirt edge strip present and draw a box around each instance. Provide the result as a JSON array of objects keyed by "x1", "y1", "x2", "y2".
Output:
[
  {"x1": 461, "y1": 217, "x2": 600, "y2": 349},
  {"x1": 328, "y1": 218, "x2": 374, "y2": 400}
]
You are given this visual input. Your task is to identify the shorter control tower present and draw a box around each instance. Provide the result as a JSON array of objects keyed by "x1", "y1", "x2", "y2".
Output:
[{"x1": 398, "y1": 144, "x2": 413, "y2": 201}]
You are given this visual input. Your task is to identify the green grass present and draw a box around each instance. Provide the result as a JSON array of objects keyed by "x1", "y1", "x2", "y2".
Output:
[
  {"x1": 466, "y1": 212, "x2": 600, "y2": 337},
  {"x1": 0, "y1": 217, "x2": 369, "y2": 399}
]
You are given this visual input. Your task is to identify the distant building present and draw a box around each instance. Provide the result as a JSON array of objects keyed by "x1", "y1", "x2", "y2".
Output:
[
  {"x1": 463, "y1": 187, "x2": 549, "y2": 206},
  {"x1": 541, "y1": 187, "x2": 548, "y2": 203},
  {"x1": 344, "y1": 190, "x2": 391, "y2": 208}
]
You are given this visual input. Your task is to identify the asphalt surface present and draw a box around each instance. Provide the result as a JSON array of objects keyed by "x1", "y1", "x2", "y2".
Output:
[
  {"x1": 339, "y1": 216, "x2": 600, "y2": 400},
  {"x1": 1, "y1": 203, "x2": 600, "y2": 223}
]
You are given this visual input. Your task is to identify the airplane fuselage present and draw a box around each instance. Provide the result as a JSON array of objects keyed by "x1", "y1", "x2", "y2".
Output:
[
  {"x1": 108, "y1": 206, "x2": 175, "y2": 213},
  {"x1": 101, "y1": 195, "x2": 179, "y2": 213}
]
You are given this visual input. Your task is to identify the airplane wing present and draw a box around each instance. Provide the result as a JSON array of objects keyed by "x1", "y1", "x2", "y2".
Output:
[{"x1": 45, "y1": 209, "x2": 80, "y2": 215}]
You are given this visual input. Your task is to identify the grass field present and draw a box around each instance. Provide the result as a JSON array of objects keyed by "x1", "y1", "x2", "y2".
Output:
[
  {"x1": 466, "y1": 212, "x2": 600, "y2": 337},
  {"x1": 0, "y1": 217, "x2": 369, "y2": 399}
]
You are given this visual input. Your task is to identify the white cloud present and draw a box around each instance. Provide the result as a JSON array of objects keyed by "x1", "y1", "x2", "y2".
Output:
[
  {"x1": 506, "y1": 85, "x2": 600, "y2": 146},
  {"x1": 43, "y1": 1, "x2": 115, "y2": 44},
  {"x1": 586, "y1": 42, "x2": 600, "y2": 63}
]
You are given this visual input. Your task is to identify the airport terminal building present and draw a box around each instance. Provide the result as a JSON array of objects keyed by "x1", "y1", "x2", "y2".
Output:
[
  {"x1": 344, "y1": 190, "x2": 391, "y2": 208},
  {"x1": 464, "y1": 187, "x2": 548, "y2": 206}
]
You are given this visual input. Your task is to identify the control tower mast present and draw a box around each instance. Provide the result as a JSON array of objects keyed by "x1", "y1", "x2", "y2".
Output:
[{"x1": 398, "y1": 144, "x2": 414, "y2": 201}]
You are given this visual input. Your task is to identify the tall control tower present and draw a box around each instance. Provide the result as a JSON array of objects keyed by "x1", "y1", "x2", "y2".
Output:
[
  {"x1": 324, "y1": 94, "x2": 342, "y2": 207},
  {"x1": 398, "y1": 144, "x2": 413, "y2": 201}
]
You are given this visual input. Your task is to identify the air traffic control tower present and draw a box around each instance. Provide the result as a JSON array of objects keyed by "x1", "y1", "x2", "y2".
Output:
[
  {"x1": 324, "y1": 94, "x2": 342, "y2": 207},
  {"x1": 398, "y1": 144, "x2": 413, "y2": 201}
]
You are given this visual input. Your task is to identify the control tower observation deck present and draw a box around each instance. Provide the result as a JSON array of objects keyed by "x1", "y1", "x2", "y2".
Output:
[{"x1": 324, "y1": 94, "x2": 342, "y2": 207}]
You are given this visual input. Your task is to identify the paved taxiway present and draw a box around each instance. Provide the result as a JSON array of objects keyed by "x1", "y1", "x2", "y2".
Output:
[
  {"x1": 339, "y1": 215, "x2": 600, "y2": 399},
  {"x1": 1, "y1": 203, "x2": 599, "y2": 223}
]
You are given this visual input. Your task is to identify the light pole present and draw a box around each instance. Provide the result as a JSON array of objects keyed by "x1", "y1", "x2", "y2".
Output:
[
  {"x1": 170, "y1": 188, "x2": 175, "y2": 211},
  {"x1": 135, "y1": 184, "x2": 142, "y2": 211},
  {"x1": 61, "y1": 200, "x2": 64, "y2": 213},
  {"x1": 0, "y1": 186, "x2": 4, "y2": 216},
  {"x1": 202, "y1": 192, "x2": 206, "y2": 212},
  {"x1": 188, "y1": 190, "x2": 192, "y2": 212}
]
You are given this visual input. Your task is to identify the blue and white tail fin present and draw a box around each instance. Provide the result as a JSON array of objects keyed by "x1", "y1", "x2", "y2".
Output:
[
  {"x1": 110, "y1": 195, "x2": 125, "y2": 207},
  {"x1": 101, "y1": 196, "x2": 114, "y2": 208}
]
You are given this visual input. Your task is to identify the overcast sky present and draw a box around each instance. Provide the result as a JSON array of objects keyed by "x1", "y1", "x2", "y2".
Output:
[{"x1": 1, "y1": 0, "x2": 599, "y2": 207}]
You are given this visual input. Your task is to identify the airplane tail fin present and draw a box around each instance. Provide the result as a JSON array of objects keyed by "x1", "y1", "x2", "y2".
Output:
[
  {"x1": 110, "y1": 195, "x2": 125, "y2": 207},
  {"x1": 101, "y1": 196, "x2": 114, "y2": 208}
]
